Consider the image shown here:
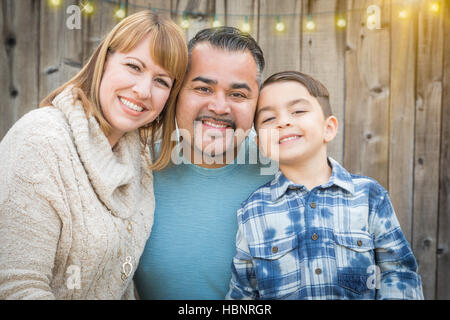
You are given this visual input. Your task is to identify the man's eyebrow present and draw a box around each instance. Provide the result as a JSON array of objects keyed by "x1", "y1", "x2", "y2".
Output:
[
  {"x1": 191, "y1": 76, "x2": 217, "y2": 85},
  {"x1": 230, "y1": 82, "x2": 251, "y2": 91}
]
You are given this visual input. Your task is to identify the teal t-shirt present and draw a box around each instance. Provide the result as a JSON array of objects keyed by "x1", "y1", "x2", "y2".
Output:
[{"x1": 134, "y1": 138, "x2": 274, "y2": 299}]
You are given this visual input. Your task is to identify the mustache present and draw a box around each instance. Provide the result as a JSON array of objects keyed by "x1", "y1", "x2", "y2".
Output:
[{"x1": 195, "y1": 116, "x2": 236, "y2": 130}]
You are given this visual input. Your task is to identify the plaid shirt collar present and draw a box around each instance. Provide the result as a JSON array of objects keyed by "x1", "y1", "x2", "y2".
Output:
[{"x1": 270, "y1": 157, "x2": 355, "y2": 201}]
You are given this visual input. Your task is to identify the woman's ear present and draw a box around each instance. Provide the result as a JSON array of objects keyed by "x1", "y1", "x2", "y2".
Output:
[{"x1": 324, "y1": 116, "x2": 338, "y2": 143}]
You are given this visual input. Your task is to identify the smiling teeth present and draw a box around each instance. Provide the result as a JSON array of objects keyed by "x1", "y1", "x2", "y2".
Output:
[
  {"x1": 280, "y1": 136, "x2": 300, "y2": 143},
  {"x1": 203, "y1": 121, "x2": 229, "y2": 129},
  {"x1": 120, "y1": 97, "x2": 144, "y2": 112}
]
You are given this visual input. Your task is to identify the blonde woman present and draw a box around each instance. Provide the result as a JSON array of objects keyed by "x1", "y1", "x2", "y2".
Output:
[{"x1": 0, "y1": 11, "x2": 187, "y2": 299}]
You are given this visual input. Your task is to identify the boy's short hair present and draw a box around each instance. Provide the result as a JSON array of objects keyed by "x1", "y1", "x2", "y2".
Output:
[{"x1": 260, "y1": 71, "x2": 332, "y2": 117}]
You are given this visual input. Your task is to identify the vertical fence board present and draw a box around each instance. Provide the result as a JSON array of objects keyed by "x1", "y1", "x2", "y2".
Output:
[
  {"x1": 413, "y1": 1, "x2": 444, "y2": 300},
  {"x1": 220, "y1": 0, "x2": 259, "y2": 42},
  {"x1": 300, "y1": 0, "x2": 346, "y2": 164},
  {"x1": 388, "y1": 1, "x2": 417, "y2": 243},
  {"x1": 258, "y1": 0, "x2": 301, "y2": 79},
  {"x1": 344, "y1": 0, "x2": 390, "y2": 189},
  {"x1": 172, "y1": 0, "x2": 215, "y2": 42},
  {"x1": 0, "y1": 0, "x2": 40, "y2": 140},
  {"x1": 436, "y1": 0, "x2": 450, "y2": 301}
]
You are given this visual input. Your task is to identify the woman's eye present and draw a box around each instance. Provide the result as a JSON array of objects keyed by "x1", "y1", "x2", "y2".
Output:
[
  {"x1": 127, "y1": 63, "x2": 141, "y2": 72},
  {"x1": 156, "y1": 78, "x2": 171, "y2": 88}
]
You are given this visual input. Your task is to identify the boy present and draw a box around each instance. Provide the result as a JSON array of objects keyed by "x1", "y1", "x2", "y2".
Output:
[{"x1": 226, "y1": 71, "x2": 423, "y2": 300}]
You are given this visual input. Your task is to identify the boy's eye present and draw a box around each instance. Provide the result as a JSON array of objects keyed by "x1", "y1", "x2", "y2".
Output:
[
  {"x1": 293, "y1": 110, "x2": 306, "y2": 114},
  {"x1": 261, "y1": 117, "x2": 275, "y2": 123}
]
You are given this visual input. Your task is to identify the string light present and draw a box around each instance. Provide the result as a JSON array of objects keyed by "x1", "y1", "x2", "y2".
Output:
[
  {"x1": 430, "y1": 1, "x2": 440, "y2": 13},
  {"x1": 180, "y1": 13, "x2": 190, "y2": 29},
  {"x1": 275, "y1": 16, "x2": 286, "y2": 32},
  {"x1": 48, "y1": 0, "x2": 62, "y2": 8},
  {"x1": 81, "y1": 1, "x2": 95, "y2": 16},
  {"x1": 241, "y1": 16, "x2": 251, "y2": 32},
  {"x1": 336, "y1": 14, "x2": 347, "y2": 28},
  {"x1": 212, "y1": 14, "x2": 221, "y2": 28},
  {"x1": 305, "y1": 15, "x2": 316, "y2": 31},
  {"x1": 398, "y1": 9, "x2": 409, "y2": 19},
  {"x1": 114, "y1": 4, "x2": 126, "y2": 20}
]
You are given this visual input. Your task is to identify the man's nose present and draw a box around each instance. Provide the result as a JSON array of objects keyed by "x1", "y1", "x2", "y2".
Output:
[{"x1": 207, "y1": 93, "x2": 230, "y2": 115}]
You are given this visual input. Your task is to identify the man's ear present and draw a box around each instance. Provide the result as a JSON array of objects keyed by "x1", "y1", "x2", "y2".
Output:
[
  {"x1": 255, "y1": 134, "x2": 259, "y2": 148},
  {"x1": 324, "y1": 116, "x2": 338, "y2": 143}
]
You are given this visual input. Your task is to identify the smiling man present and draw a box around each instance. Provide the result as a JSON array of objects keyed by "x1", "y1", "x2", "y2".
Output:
[{"x1": 134, "y1": 27, "x2": 274, "y2": 299}]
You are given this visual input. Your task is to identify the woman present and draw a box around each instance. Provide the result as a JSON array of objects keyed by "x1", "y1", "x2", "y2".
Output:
[{"x1": 0, "y1": 11, "x2": 187, "y2": 299}]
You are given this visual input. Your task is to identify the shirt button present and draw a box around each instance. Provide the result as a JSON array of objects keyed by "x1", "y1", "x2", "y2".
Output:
[
  {"x1": 311, "y1": 233, "x2": 319, "y2": 241},
  {"x1": 310, "y1": 202, "x2": 316, "y2": 209},
  {"x1": 272, "y1": 246, "x2": 278, "y2": 254},
  {"x1": 315, "y1": 268, "x2": 322, "y2": 275},
  {"x1": 357, "y1": 240, "x2": 363, "y2": 246}
]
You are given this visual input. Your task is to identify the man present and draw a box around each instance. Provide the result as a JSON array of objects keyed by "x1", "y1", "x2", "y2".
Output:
[{"x1": 134, "y1": 27, "x2": 273, "y2": 299}]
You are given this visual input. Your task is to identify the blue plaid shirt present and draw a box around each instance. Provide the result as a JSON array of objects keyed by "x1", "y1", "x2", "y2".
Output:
[{"x1": 226, "y1": 158, "x2": 423, "y2": 300}]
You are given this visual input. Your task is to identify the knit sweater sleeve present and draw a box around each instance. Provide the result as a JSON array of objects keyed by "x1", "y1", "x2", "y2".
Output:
[{"x1": 0, "y1": 112, "x2": 68, "y2": 299}]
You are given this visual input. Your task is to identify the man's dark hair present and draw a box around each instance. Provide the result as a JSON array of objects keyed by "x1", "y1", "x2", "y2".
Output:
[
  {"x1": 187, "y1": 26, "x2": 265, "y2": 85},
  {"x1": 261, "y1": 71, "x2": 332, "y2": 117}
]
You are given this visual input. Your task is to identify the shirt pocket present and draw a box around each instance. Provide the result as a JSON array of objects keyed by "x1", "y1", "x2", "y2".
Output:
[
  {"x1": 334, "y1": 232, "x2": 376, "y2": 296},
  {"x1": 248, "y1": 233, "x2": 300, "y2": 299}
]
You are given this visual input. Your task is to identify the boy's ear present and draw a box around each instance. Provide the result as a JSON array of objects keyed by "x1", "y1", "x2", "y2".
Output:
[{"x1": 324, "y1": 116, "x2": 338, "y2": 143}]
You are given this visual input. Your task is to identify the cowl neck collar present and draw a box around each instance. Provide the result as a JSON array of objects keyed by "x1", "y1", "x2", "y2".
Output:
[{"x1": 51, "y1": 86, "x2": 153, "y2": 219}]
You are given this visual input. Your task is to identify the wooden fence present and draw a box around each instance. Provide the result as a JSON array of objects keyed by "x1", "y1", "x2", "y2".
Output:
[{"x1": 0, "y1": 0, "x2": 449, "y2": 299}]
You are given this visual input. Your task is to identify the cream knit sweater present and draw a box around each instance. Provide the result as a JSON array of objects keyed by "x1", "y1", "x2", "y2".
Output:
[{"x1": 0, "y1": 86, "x2": 155, "y2": 299}]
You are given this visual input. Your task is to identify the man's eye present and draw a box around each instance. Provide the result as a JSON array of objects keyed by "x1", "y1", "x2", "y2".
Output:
[
  {"x1": 127, "y1": 63, "x2": 141, "y2": 72},
  {"x1": 195, "y1": 87, "x2": 211, "y2": 93},
  {"x1": 231, "y1": 92, "x2": 246, "y2": 99}
]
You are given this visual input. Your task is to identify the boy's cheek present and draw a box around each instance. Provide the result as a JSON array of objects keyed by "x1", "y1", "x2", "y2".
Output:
[{"x1": 257, "y1": 128, "x2": 280, "y2": 161}]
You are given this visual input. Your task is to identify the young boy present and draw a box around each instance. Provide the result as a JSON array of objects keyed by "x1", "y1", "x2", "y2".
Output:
[{"x1": 226, "y1": 71, "x2": 424, "y2": 300}]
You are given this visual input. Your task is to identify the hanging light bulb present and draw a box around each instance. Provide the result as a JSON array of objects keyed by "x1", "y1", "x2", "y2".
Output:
[
  {"x1": 336, "y1": 14, "x2": 346, "y2": 28},
  {"x1": 398, "y1": 9, "x2": 409, "y2": 19},
  {"x1": 275, "y1": 16, "x2": 285, "y2": 32},
  {"x1": 114, "y1": 4, "x2": 126, "y2": 20},
  {"x1": 430, "y1": 1, "x2": 440, "y2": 13},
  {"x1": 241, "y1": 16, "x2": 251, "y2": 32},
  {"x1": 305, "y1": 14, "x2": 316, "y2": 31},
  {"x1": 48, "y1": 0, "x2": 62, "y2": 8},
  {"x1": 212, "y1": 14, "x2": 221, "y2": 28},
  {"x1": 81, "y1": 1, "x2": 95, "y2": 16},
  {"x1": 180, "y1": 13, "x2": 190, "y2": 29}
]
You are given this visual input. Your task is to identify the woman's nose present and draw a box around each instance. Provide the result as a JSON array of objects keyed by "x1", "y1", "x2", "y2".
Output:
[{"x1": 132, "y1": 78, "x2": 152, "y2": 100}]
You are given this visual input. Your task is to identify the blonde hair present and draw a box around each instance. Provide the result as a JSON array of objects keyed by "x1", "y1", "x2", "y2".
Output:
[{"x1": 40, "y1": 11, "x2": 188, "y2": 171}]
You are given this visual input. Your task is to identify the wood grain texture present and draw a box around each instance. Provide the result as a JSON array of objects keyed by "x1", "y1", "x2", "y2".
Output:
[
  {"x1": 258, "y1": 0, "x2": 301, "y2": 78},
  {"x1": 388, "y1": 1, "x2": 417, "y2": 243},
  {"x1": 0, "y1": 0, "x2": 40, "y2": 140},
  {"x1": 437, "y1": 0, "x2": 450, "y2": 300},
  {"x1": 300, "y1": 0, "x2": 346, "y2": 164},
  {"x1": 413, "y1": 0, "x2": 444, "y2": 300},
  {"x1": 344, "y1": 0, "x2": 390, "y2": 189}
]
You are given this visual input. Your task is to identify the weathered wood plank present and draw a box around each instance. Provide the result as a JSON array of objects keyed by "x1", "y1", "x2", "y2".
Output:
[
  {"x1": 344, "y1": 0, "x2": 390, "y2": 189},
  {"x1": 413, "y1": 0, "x2": 445, "y2": 300},
  {"x1": 258, "y1": 0, "x2": 301, "y2": 78},
  {"x1": 388, "y1": 1, "x2": 417, "y2": 243},
  {"x1": 436, "y1": 0, "x2": 450, "y2": 300},
  {"x1": 0, "y1": 0, "x2": 40, "y2": 140},
  {"x1": 300, "y1": 0, "x2": 346, "y2": 164},
  {"x1": 172, "y1": 0, "x2": 215, "y2": 42},
  {"x1": 217, "y1": 0, "x2": 259, "y2": 42},
  {"x1": 39, "y1": 0, "x2": 83, "y2": 102}
]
